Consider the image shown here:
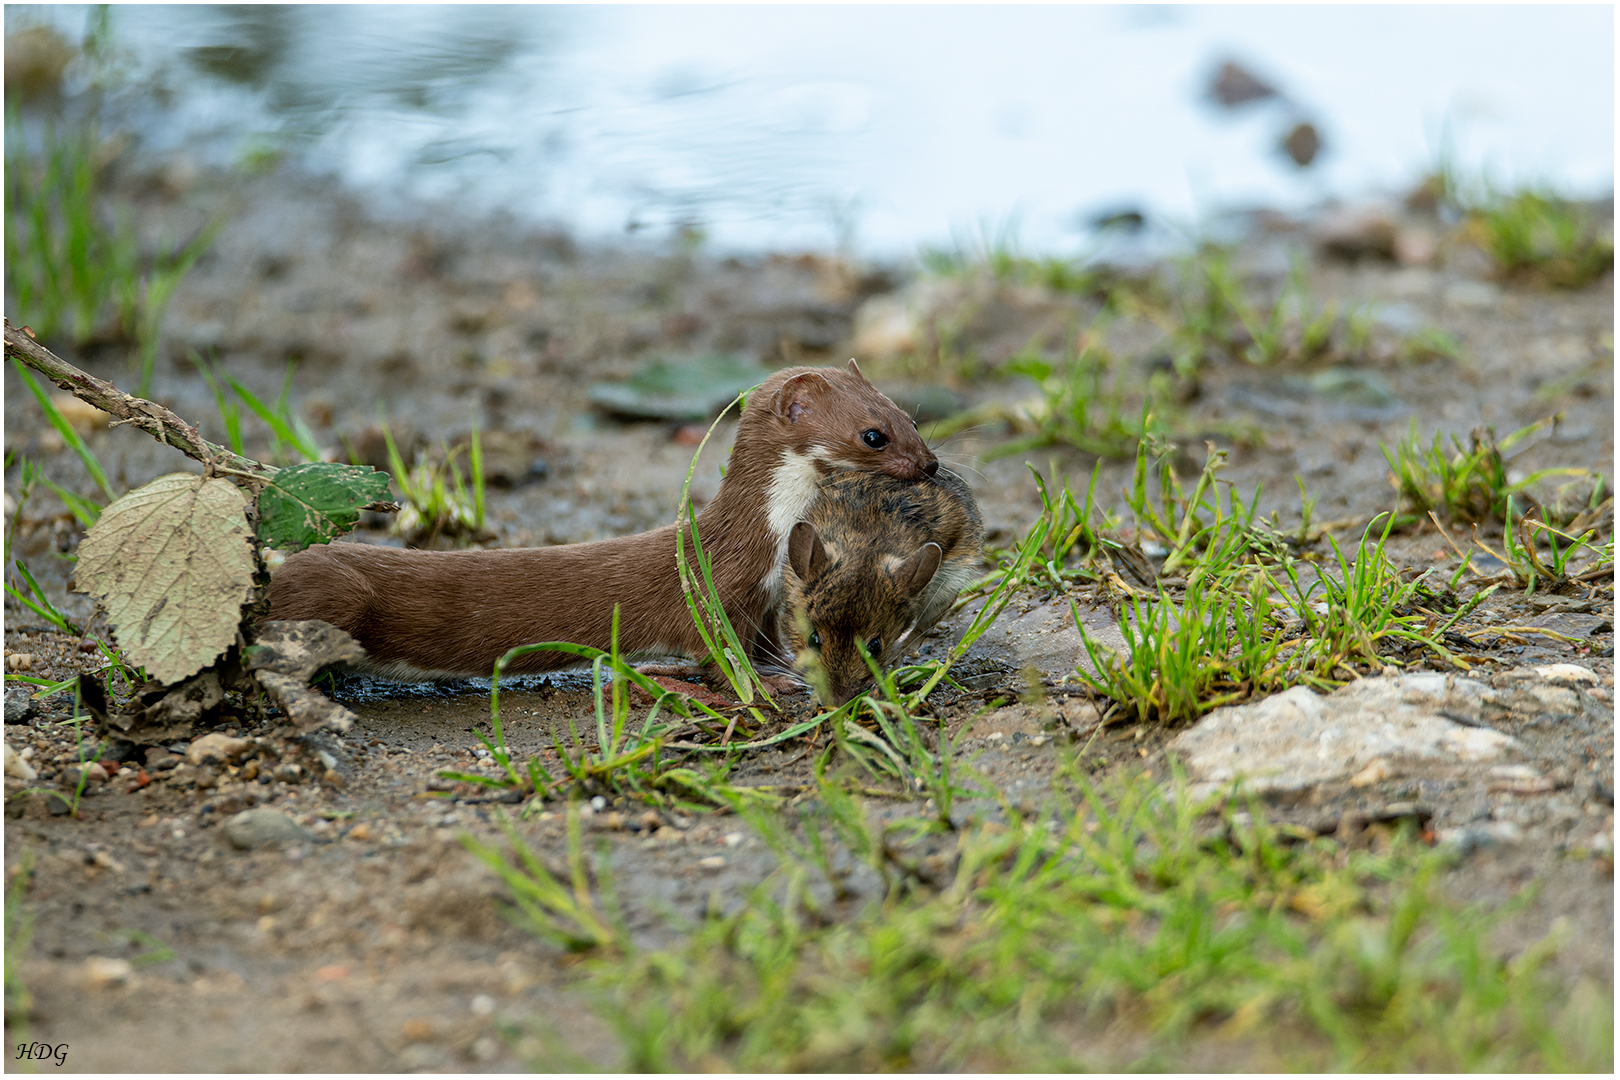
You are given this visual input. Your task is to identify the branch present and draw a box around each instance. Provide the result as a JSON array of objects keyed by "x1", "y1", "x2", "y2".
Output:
[{"x1": 5, "y1": 319, "x2": 397, "y2": 512}]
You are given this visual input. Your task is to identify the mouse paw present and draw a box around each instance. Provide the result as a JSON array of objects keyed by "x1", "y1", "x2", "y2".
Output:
[
  {"x1": 634, "y1": 662, "x2": 706, "y2": 680},
  {"x1": 757, "y1": 672, "x2": 804, "y2": 696}
]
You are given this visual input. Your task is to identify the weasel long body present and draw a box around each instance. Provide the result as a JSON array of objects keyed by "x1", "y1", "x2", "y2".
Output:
[{"x1": 267, "y1": 361, "x2": 937, "y2": 679}]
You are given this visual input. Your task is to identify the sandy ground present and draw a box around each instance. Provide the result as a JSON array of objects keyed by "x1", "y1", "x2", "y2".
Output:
[{"x1": 4, "y1": 164, "x2": 1612, "y2": 1070}]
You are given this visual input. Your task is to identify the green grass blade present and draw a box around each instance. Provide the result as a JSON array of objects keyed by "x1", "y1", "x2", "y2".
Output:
[{"x1": 10, "y1": 358, "x2": 114, "y2": 501}]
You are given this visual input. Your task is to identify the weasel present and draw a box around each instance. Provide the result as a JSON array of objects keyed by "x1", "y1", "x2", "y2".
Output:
[
  {"x1": 266, "y1": 360, "x2": 937, "y2": 679},
  {"x1": 783, "y1": 467, "x2": 982, "y2": 706}
]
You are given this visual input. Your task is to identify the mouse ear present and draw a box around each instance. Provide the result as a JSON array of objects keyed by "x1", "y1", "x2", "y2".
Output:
[
  {"x1": 787, "y1": 522, "x2": 815, "y2": 580},
  {"x1": 787, "y1": 521, "x2": 831, "y2": 581},
  {"x1": 889, "y1": 542, "x2": 942, "y2": 595},
  {"x1": 772, "y1": 371, "x2": 831, "y2": 423}
]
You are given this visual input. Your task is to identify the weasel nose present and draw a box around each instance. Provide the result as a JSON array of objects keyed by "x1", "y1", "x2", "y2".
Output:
[{"x1": 923, "y1": 460, "x2": 939, "y2": 477}]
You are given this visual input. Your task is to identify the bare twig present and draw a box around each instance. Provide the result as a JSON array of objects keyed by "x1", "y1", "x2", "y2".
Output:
[{"x1": 5, "y1": 319, "x2": 397, "y2": 512}]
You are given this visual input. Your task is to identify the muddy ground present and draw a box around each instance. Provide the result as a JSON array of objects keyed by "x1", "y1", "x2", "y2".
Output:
[{"x1": 3, "y1": 163, "x2": 1614, "y2": 1071}]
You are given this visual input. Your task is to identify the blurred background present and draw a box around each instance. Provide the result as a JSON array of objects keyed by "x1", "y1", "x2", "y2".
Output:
[
  {"x1": 6, "y1": 4, "x2": 1613, "y2": 256},
  {"x1": 3, "y1": 3, "x2": 1613, "y2": 560}
]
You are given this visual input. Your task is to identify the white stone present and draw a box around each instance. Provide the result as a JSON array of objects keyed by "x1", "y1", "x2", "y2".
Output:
[
  {"x1": 83, "y1": 956, "x2": 136, "y2": 989},
  {"x1": 185, "y1": 733, "x2": 249, "y2": 766},
  {"x1": 1169, "y1": 673, "x2": 1523, "y2": 799},
  {"x1": 4, "y1": 741, "x2": 36, "y2": 780},
  {"x1": 1532, "y1": 663, "x2": 1599, "y2": 687}
]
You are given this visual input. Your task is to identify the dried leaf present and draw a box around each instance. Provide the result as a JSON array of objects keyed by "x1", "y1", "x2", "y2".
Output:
[
  {"x1": 255, "y1": 670, "x2": 356, "y2": 735},
  {"x1": 81, "y1": 670, "x2": 225, "y2": 746},
  {"x1": 245, "y1": 620, "x2": 366, "y2": 734},
  {"x1": 74, "y1": 473, "x2": 255, "y2": 685},
  {"x1": 245, "y1": 620, "x2": 367, "y2": 683}
]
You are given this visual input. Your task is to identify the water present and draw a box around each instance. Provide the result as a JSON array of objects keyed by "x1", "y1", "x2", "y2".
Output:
[{"x1": 12, "y1": 4, "x2": 1615, "y2": 257}]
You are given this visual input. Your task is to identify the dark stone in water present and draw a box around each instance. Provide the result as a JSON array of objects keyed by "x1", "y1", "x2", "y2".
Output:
[
  {"x1": 1282, "y1": 120, "x2": 1323, "y2": 168},
  {"x1": 1209, "y1": 60, "x2": 1277, "y2": 108}
]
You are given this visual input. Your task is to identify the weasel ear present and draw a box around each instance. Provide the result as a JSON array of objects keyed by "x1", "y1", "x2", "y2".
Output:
[
  {"x1": 889, "y1": 542, "x2": 942, "y2": 596},
  {"x1": 845, "y1": 357, "x2": 872, "y2": 386},
  {"x1": 773, "y1": 371, "x2": 830, "y2": 423}
]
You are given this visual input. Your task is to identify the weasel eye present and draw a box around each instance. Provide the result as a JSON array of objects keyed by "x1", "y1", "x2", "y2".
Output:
[
  {"x1": 865, "y1": 637, "x2": 882, "y2": 657},
  {"x1": 862, "y1": 428, "x2": 889, "y2": 449},
  {"x1": 809, "y1": 630, "x2": 822, "y2": 651}
]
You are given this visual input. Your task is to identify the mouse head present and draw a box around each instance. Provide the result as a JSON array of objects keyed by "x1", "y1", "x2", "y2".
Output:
[
  {"x1": 757, "y1": 360, "x2": 937, "y2": 480},
  {"x1": 784, "y1": 520, "x2": 943, "y2": 707}
]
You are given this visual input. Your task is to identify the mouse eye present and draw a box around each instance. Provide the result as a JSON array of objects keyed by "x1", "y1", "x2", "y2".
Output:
[
  {"x1": 809, "y1": 630, "x2": 822, "y2": 651},
  {"x1": 861, "y1": 428, "x2": 889, "y2": 449},
  {"x1": 865, "y1": 637, "x2": 882, "y2": 657}
]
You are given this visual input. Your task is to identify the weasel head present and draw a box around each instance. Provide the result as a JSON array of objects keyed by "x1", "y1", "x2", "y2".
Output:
[
  {"x1": 783, "y1": 520, "x2": 943, "y2": 707},
  {"x1": 749, "y1": 359, "x2": 937, "y2": 481}
]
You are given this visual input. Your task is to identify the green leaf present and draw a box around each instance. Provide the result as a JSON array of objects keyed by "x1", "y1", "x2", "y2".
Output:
[
  {"x1": 74, "y1": 473, "x2": 256, "y2": 686},
  {"x1": 255, "y1": 462, "x2": 392, "y2": 552}
]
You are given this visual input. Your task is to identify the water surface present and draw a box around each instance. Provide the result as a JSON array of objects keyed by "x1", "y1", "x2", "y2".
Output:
[{"x1": 13, "y1": 4, "x2": 1614, "y2": 255}]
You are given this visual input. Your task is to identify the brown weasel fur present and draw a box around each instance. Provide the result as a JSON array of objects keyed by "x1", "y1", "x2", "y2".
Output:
[
  {"x1": 266, "y1": 360, "x2": 936, "y2": 679},
  {"x1": 783, "y1": 467, "x2": 981, "y2": 705}
]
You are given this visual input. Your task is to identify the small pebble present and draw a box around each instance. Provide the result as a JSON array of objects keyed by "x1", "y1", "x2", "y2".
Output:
[
  {"x1": 186, "y1": 733, "x2": 250, "y2": 767},
  {"x1": 401, "y1": 1018, "x2": 437, "y2": 1043},
  {"x1": 144, "y1": 748, "x2": 179, "y2": 772},
  {"x1": 83, "y1": 956, "x2": 135, "y2": 989},
  {"x1": 4, "y1": 742, "x2": 37, "y2": 780},
  {"x1": 470, "y1": 994, "x2": 496, "y2": 1017},
  {"x1": 223, "y1": 809, "x2": 316, "y2": 850},
  {"x1": 3, "y1": 687, "x2": 38, "y2": 724},
  {"x1": 1349, "y1": 758, "x2": 1392, "y2": 788},
  {"x1": 697, "y1": 855, "x2": 726, "y2": 870},
  {"x1": 62, "y1": 761, "x2": 108, "y2": 787},
  {"x1": 1533, "y1": 663, "x2": 1599, "y2": 688}
]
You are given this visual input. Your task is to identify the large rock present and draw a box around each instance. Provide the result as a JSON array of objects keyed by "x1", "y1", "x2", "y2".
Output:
[{"x1": 1168, "y1": 673, "x2": 1531, "y2": 800}]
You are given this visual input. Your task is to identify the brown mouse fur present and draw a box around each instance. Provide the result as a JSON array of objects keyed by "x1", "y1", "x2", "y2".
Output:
[
  {"x1": 783, "y1": 467, "x2": 981, "y2": 706},
  {"x1": 267, "y1": 360, "x2": 936, "y2": 679}
]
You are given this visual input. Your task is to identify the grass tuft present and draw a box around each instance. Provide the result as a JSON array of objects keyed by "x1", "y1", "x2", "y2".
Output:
[
  {"x1": 4, "y1": 111, "x2": 223, "y2": 394},
  {"x1": 485, "y1": 770, "x2": 1609, "y2": 1071},
  {"x1": 1470, "y1": 189, "x2": 1613, "y2": 289},
  {"x1": 1380, "y1": 416, "x2": 1593, "y2": 526}
]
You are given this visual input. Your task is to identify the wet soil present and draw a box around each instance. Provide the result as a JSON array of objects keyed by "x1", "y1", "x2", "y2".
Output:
[{"x1": 4, "y1": 163, "x2": 1613, "y2": 1070}]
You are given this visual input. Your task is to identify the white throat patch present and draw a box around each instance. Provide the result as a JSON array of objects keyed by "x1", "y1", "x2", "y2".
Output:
[{"x1": 763, "y1": 447, "x2": 832, "y2": 601}]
